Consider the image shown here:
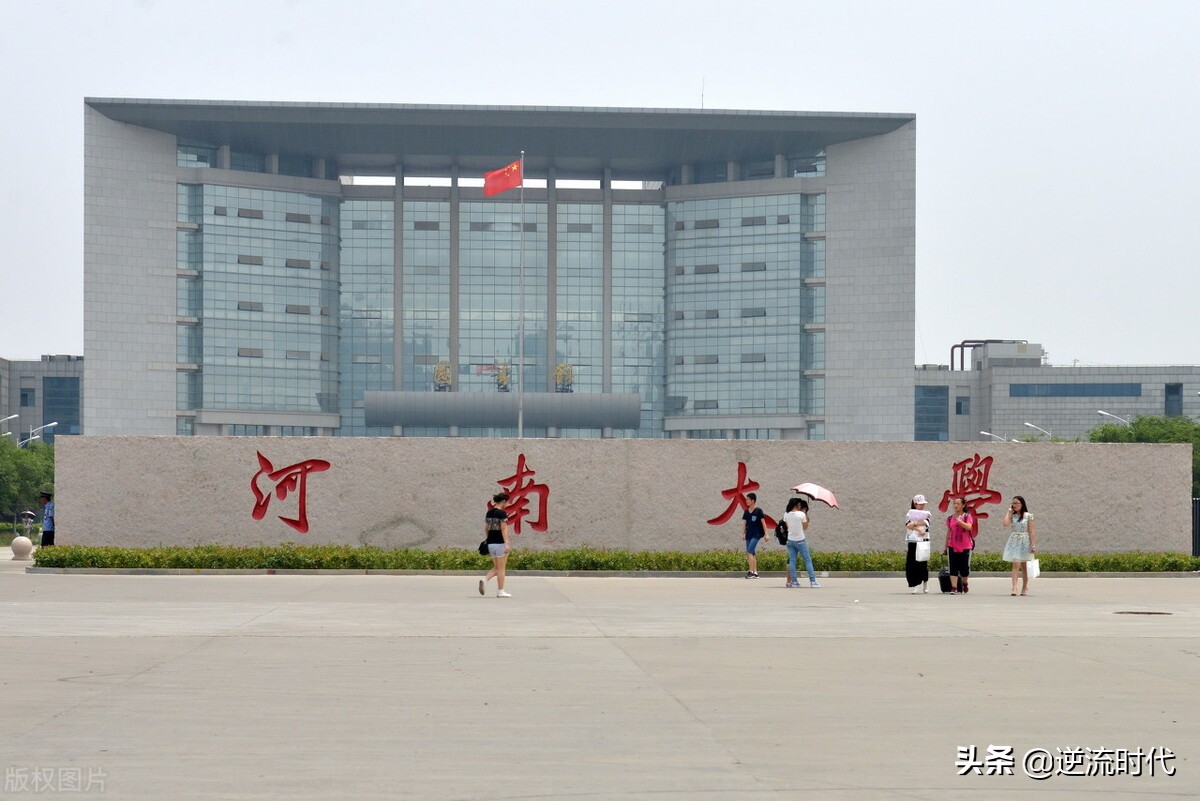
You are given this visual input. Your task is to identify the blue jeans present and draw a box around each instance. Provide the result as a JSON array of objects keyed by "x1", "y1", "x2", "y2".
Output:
[{"x1": 787, "y1": 539, "x2": 816, "y2": 585}]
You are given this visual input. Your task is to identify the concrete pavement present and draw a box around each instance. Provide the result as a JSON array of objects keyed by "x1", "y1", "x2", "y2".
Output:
[{"x1": 0, "y1": 564, "x2": 1196, "y2": 800}]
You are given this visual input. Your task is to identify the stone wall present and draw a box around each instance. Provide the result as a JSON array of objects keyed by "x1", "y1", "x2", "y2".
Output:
[{"x1": 57, "y1": 437, "x2": 1192, "y2": 554}]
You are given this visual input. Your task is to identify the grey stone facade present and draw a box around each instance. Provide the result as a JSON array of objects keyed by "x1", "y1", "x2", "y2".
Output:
[{"x1": 56, "y1": 437, "x2": 1192, "y2": 554}]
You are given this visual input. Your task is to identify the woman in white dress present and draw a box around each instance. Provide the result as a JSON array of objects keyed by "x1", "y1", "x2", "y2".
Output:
[{"x1": 1002, "y1": 496, "x2": 1037, "y2": 596}]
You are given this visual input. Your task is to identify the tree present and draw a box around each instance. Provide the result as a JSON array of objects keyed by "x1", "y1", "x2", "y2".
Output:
[
  {"x1": 1088, "y1": 415, "x2": 1200, "y2": 496},
  {"x1": 0, "y1": 439, "x2": 55, "y2": 531}
]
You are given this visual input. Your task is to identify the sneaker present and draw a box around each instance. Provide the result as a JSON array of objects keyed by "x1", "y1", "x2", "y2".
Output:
[
  {"x1": 911, "y1": 586, "x2": 920, "y2": 594},
  {"x1": 497, "y1": 590, "x2": 512, "y2": 598},
  {"x1": 809, "y1": 581, "x2": 821, "y2": 588},
  {"x1": 923, "y1": 584, "x2": 929, "y2": 594},
  {"x1": 478, "y1": 579, "x2": 486, "y2": 596},
  {"x1": 785, "y1": 581, "x2": 795, "y2": 588}
]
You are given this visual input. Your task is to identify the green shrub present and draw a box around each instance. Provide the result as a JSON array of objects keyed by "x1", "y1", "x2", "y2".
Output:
[{"x1": 30, "y1": 544, "x2": 1200, "y2": 572}]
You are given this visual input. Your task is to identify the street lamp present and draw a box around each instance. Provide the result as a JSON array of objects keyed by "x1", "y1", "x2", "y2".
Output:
[
  {"x1": 1023, "y1": 421, "x2": 1053, "y2": 439},
  {"x1": 1096, "y1": 410, "x2": 1130, "y2": 425},
  {"x1": 1, "y1": 413, "x2": 17, "y2": 428},
  {"x1": 17, "y1": 434, "x2": 40, "y2": 448},
  {"x1": 980, "y1": 431, "x2": 1007, "y2": 443},
  {"x1": 28, "y1": 422, "x2": 58, "y2": 442}
]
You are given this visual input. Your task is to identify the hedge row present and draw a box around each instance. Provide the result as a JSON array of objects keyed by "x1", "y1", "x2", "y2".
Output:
[{"x1": 30, "y1": 544, "x2": 1200, "y2": 572}]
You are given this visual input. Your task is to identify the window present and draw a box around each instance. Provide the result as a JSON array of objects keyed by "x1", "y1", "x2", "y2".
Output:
[
  {"x1": 20, "y1": 388, "x2": 35, "y2": 406},
  {"x1": 955, "y1": 396, "x2": 971, "y2": 415},
  {"x1": 1165, "y1": 383, "x2": 1183, "y2": 417},
  {"x1": 695, "y1": 264, "x2": 719, "y2": 275},
  {"x1": 694, "y1": 219, "x2": 719, "y2": 230},
  {"x1": 915, "y1": 386, "x2": 949, "y2": 441},
  {"x1": 695, "y1": 400, "x2": 719, "y2": 410},
  {"x1": 1009, "y1": 383, "x2": 1141, "y2": 398},
  {"x1": 741, "y1": 262, "x2": 767, "y2": 272}
]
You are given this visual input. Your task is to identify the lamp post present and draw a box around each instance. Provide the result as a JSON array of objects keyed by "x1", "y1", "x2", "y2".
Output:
[
  {"x1": 1, "y1": 413, "x2": 17, "y2": 430},
  {"x1": 28, "y1": 422, "x2": 58, "y2": 444},
  {"x1": 1023, "y1": 421, "x2": 1053, "y2": 439},
  {"x1": 1096, "y1": 410, "x2": 1130, "y2": 425},
  {"x1": 17, "y1": 434, "x2": 40, "y2": 448},
  {"x1": 980, "y1": 431, "x2": 1007, "y2": 443}
]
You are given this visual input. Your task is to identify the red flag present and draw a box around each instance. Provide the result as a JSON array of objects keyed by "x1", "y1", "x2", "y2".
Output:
[{"x1": 483, "y1": 159, "x2": 522, "y2": 197}]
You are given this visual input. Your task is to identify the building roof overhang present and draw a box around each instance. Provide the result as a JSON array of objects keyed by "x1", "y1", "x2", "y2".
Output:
[{"x1": 87, "y1": 98, "x2": 914, "y2": 179}]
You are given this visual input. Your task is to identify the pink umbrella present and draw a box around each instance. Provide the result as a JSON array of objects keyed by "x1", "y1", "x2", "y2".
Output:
[{"x1": 791, "y1": 483, "x2": 839, "y2": 510}]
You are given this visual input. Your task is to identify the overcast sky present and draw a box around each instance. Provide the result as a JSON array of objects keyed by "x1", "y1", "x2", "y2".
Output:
[{"x1": 1, "y1": 0, "x2": 1197, "y2": 366}]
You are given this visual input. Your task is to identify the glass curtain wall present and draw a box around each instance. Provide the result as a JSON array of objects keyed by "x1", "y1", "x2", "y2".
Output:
[
  {"x1": 611, "y1": 204, "x2": 666, "y2": 437},
  {"x1": 339, "y1": 199, "x2": 395, "y2": 435},
  {"x1": 665, "y1": 194, "x2": 823, "y2": 430}
]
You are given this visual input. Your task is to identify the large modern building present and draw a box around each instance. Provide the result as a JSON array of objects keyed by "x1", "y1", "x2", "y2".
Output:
[
  {"x1": 914, "y1": 340, "x2": 1200, "y2": 442},
  {"x1": 0, "y1": 354, "x2": 84, "y2": 445},
  {"x1": 84, "y1": 99, "x2": 916, "y2": 440}
]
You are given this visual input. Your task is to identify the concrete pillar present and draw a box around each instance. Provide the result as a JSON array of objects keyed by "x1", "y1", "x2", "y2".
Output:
[
  {"x1": 449, "y1": 165, "x2": 460, "y2": 391},
  {"x1": 393, "y1": 162, "x2": 405, "y2": 397},
  {"x1": 602, "y1": 168, "x2": 613, "y2": 394},
  {"x1": 680, "y1": 164, "x2": 693, "y2": 185},
  {"x1": 726, "y1": 161, "x2": 739, "y2": 182},
  {"x1": 449, "y1": 425, "x2": 459, "y2": 437},
  {"x1": 602, "y1": 426, "x2": 613, "y2": 439},
  {"x1": 547, "y1": 426, "x2": 559, "y2": 438},
  {"x1": 313, "y1": 158, "x2": 327, "y2": 180},
  {"x1": 546, "y1": 166, "x2": 557, "y2": 392},
  {"x1": 217, "y1": 145, "x2": 231, "y2": 170},
  {"x1": 724, "y1": 429, "x2": 737, "y2": 439},
  {"x1": 775, "y1": 154, "x2": 786, "y2": 178},
  {"x1": 266, "y1": 154, "x2": 279, "y2": 174}
]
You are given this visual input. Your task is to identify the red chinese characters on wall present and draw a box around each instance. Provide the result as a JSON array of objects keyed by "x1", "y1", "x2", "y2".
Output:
[
  {"x1": 707, "y1": 461, "x2": 777, "y2": 530},
  {"x1": 938, "y1": 453, "x2": 1002, "y2": 520},
  {"x1": 493, "y1": 453, "x2": 550, "y2": 534},
  {"x1": 250, "y1": 451, "x2": 331, "y2": 534}
]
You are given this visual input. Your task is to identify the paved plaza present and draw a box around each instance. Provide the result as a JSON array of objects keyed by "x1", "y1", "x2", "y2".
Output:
[{"x1": 0, "y1": 553, "x2": 1196, "y2": 800}]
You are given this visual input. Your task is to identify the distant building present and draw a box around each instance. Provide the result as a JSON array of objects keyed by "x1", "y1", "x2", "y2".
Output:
[
  {"x1": 914, "y1": 341, "x2": 1200, "y2": 442},
  {"x1": 83, "y1": 98, "x2": 916, "y2": 440},
  {"x1": 0, "y1": 355, "x2": 84, "y2": 445}
]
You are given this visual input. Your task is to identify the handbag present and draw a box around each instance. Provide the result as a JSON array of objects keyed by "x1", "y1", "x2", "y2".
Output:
[
  {"x1": 478, "y1": 540, "x2": 489, "y2": 556},
  {"x1": 1027, "y1": 557, "x2": 1040, "y2": 579},
  {"x1": 914, "y1": 539, "x2": 931, "y2": 562}
]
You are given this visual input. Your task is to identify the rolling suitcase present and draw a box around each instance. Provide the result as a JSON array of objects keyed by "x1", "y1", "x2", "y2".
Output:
[{"x1": 938, "y1": 564, "x2": 953, "y2": 594}]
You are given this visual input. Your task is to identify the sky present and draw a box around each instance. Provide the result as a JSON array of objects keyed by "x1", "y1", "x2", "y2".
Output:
[{"x1": 1, "y1": 0, "x2": 1197, "y2": 366}]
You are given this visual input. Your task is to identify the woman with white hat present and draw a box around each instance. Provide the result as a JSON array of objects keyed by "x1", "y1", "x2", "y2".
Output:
[{"x1": 904, "y1": 495, "x2": 932, "y2": 594}]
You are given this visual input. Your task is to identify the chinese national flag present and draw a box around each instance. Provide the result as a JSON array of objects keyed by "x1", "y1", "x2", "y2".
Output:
[{"x1": 483, "y1": 159, "x2": 522, "y2": 197}]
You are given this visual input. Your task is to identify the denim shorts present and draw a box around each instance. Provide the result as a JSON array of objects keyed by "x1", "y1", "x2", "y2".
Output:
[
  {"x1": 745, "y1": 536, "x2": 762, "y2": 555},
  {"x1": 487, "y1": 543, "x2": 507, "y2": 558}
]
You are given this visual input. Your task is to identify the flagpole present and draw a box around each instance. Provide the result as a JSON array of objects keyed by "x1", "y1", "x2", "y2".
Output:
[{"x1": 517, "y1": 151, "x2": 525, "y2": 439}]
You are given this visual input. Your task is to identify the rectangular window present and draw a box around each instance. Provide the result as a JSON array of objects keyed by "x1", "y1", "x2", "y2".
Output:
[
  {"x1": 955, "y1": 396, "x2": 971, "y2": 415},
  {"x1": 469, "y1": 222, "x2": 494, "y2": 232},
  {"x1": 286, "y1": 350, "x2": 310, "y2": 360},
  {"x1": 741, "y1": 353, "x2": 767, "y2": 363},
  {"x1": 285, "y1": 258, "x2": 311, "y2": 269},
  {"x1": 695, "y1": 355, "x2": 718, "y2": 365},
  {"x1": 237, "y1": 301, "x2": 263, "y2": 312},
  {"x1": 285, "y1": 304, "x2": 311, "y2": 315},
  {"x1": 237, "y1": 255, "x2": 263, "y2": 265},
  {"x1": 237, "y1": 208, "x2": 264, "y2": 219},
  {"x1": 1165, "y1": 383, "x2": 1183, "y2": 417},
  {"x1": 694, "y1": 219, "x2": 719, "y2": 230},
  {"x1": 703, "y1": 309, "x2": 719, "y2": 319},
  {"x1": 741, "y1": 262, "x2": 767, "y2": 272},
  {"x1": 566, "y1": 223, "x2": 593, "y2": 233},
  {"x1": 237, "y1": 347, "x2": 263, "y2": 358},
  {"x1": 915, "y1": 386, "x2": 950, "y2": 441},
  {"x1": 624, "y1": 313, "x2": 653, "y2": 322},
  {"x1": 20, "y1": 388, "x2": 35, "y2": 406},
  {"x1": 285, "y1": 212, "x2": 311, "y2": 223},
  {"x1": 414, "y1": 221, "x2": 440, "y2": 231},
  {"x1": 741, "y1": 216, "x2": 766, "y2": 227},
  {"x1": 695, "y1": 264, "x2": 719, "y2": 275},
  {"x1": 1009, "y1": 383, "x2": 1142, "y2": 397},
  {"x1": 695, "y1": 400, "x2": 719, "y2": 410},
  {"x1": 213, "y1": 206, "x2": 227, "y2": 216},
  {"x1": 176, "y1": 416, "x2": 195, "y2": 436},
  {"x1": 741, "y1": 308, "x2": 767, "y2": 318}
]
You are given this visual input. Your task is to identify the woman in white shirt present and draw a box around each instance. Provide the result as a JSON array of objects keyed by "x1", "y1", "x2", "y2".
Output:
[
  {"x1": 905, "y1": 495, "x2": 932, "y2": 594},
  {"x1": 783, "y1": 497, "x2": 821, "y2": 588}
]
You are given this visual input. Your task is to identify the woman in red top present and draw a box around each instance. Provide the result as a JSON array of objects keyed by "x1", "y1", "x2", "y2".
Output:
[{"x1": 942, "y1": 497, "x2": 976, "y2": 594}]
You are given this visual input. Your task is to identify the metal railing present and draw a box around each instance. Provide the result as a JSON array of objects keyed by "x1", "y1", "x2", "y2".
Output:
[{"x1": 1193, "y1": 499, "x2": 1200, "y2": 557}]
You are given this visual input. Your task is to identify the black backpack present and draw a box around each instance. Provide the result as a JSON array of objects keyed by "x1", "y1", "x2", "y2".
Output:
[{"x1": 774, "y1": 519, "x2": 788, "y2": 545}]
